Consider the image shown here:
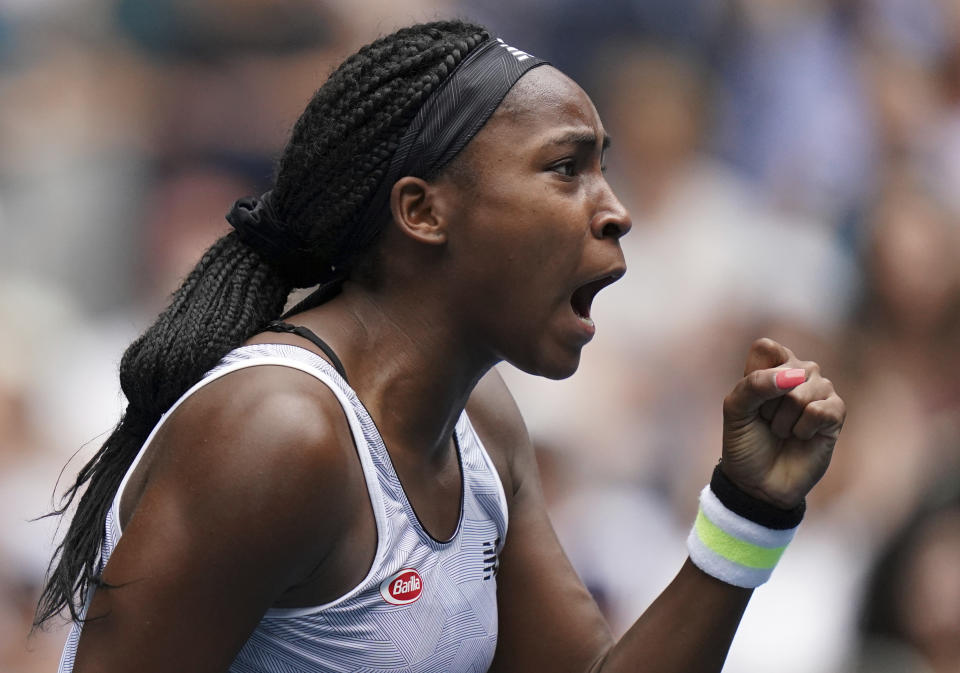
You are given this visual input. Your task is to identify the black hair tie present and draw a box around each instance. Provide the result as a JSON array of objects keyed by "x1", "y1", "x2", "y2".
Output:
[{"x1": 226, "y1": 190, "x2": 341, "y2": 289}]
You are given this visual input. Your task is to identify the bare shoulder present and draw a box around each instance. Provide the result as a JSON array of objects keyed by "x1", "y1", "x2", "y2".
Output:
[
  {"x1": 158, "y1": 363, "x2": 359, "y2": 488},
  {"x1": 78, "y1": 362, "x2": 372, "y2": 670},
  {"x1": 124, "y1": 362, "x2": 366, "y2": 582},
  {"x1": 465, "y1": 367, "x2": 535, "y2": 501}
]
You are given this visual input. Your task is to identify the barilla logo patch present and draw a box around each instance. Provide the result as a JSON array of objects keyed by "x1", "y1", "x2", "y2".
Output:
[{"x1": 379, "y1": 568, "x2": 423, "y2": 605}]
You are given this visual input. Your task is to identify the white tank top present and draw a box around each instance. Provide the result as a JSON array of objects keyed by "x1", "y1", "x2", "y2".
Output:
[{"x1": 58, "y1": 343, "x2": 509, "y2": 673}]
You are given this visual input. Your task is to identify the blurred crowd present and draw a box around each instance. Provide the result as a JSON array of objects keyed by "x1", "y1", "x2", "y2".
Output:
[{"x1": 2, "y1": 0, "x2": 960, "y2": 671}]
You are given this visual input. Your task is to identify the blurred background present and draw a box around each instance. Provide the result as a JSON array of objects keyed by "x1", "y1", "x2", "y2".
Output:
[{"x1": 2, "y1": 0, "x2": 960, "y2": 671}]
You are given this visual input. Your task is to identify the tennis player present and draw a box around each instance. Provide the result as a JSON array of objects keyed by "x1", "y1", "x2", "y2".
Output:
[{"x1": 36, "y1": 20, "x2": 845, "y2": 673}]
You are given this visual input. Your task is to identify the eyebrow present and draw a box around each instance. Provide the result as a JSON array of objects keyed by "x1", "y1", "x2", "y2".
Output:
[{"x1": 547, "y1": 130, "x2": 612, "y2": 151}]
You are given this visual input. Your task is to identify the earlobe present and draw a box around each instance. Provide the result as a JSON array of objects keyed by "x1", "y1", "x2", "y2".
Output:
[{"x1": 389, "y1": 177, "x2": 448, "y2": 246}]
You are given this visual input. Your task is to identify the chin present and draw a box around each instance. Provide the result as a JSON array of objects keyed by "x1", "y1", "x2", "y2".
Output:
[
  {"x1": 542, "y1": 359, "x2": 581, "y2": 381},
  {"x1": 511, "y1": 348, "x2": 582, "y2": 381}
]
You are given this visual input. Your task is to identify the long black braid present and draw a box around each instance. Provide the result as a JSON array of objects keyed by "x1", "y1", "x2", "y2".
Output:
[{"x1": 35, "y1": 19, "x2": 491, "y2": 628}]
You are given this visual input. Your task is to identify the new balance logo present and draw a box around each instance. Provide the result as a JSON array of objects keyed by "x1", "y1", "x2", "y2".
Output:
[
  {"x1": 496, "y1": 38, "x2": 533, "y2": 62},
  {"x1": 483, "y1": 537, "x2": 501, "y2": 580}
]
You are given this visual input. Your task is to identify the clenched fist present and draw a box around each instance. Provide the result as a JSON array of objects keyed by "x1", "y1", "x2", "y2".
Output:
[{"x1": 720, "y1": 338, "x2": 846, "y2": 509}]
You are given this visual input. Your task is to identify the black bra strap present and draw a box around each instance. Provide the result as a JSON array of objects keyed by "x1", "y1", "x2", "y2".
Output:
[{"x1": 263, "y1": 321, "x2": 349, "y2": 383}]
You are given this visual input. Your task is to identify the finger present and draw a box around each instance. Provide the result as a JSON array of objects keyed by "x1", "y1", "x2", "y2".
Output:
[
  {"x1": 743, "y1": 337, "x2": 796, "y2": 376},
  {"x1": 792, "y1": 394, "x2": 846, "y2": 441},
  {"x1": 769, "y1": 377, "x2": 836, "y2": 439},
  {"x1": 723, "y1": 366, "x2": 808, "y2": 419},
  {"x1": 760, "y1": 397, "x2": 781, "y2": 422}
]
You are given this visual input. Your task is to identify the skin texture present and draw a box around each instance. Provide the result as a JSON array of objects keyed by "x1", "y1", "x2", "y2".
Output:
[{"x1": 72, "y1": 66, "x2": 845, "y2": 672}]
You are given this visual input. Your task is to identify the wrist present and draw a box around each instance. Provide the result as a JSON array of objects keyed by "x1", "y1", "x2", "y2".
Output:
[
  {"x1": 686, "y1": 464, "x2": 804, "y2": 589},
  {"x1": 712, "y1": 464, "x2": 805, "y2": 529}
]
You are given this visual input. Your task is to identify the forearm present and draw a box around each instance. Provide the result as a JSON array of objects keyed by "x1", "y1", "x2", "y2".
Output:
[
  {"x1": 589, "y1": 341, "x2": 842, "y2": 673},
  {"x1": 490, "y1": 340, "x2": 842, "y2": 673},
  {"x1": 592, "y1": 559, "x2": 751, "y2": 673}
]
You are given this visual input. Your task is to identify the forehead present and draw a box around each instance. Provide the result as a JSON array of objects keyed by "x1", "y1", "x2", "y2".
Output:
[
  {"x1": 466, "y1": 66, "x2": 604, "y2": 156},
  {"x1": 491, "y1": 65, "x2": 599, "y2": 125}
]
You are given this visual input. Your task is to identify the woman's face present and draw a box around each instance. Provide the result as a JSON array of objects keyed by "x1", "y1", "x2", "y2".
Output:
[{"x1": 436, "y1": 66, "x2": 631, "y2": 379}]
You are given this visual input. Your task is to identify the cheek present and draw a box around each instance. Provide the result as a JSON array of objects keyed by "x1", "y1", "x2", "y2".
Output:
[
  {"x1": 474, "y1": 185, "x2": 580, "y2": 261},
  {"x1": 451, "y1": 172, "x2": 586, "y2": 310},
  {"x1": 467, "y1": 221, "x2": 572, "y2": 305}
]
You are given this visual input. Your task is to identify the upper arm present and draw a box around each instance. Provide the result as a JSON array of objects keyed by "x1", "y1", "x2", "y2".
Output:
[
  {"x1": 74, "y1": 366, "x2": 362, "y2": 673},
  {"x1": 468, "y1": 368, "x2": 613, "y2": 673}
]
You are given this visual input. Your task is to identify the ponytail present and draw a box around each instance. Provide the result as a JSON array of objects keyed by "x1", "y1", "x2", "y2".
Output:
[{"x1": 34, "y1": 233, "x2": 292, "y2": 625}]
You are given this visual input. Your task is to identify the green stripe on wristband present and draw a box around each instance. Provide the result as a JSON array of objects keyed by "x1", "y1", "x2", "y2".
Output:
[{"x1": 694, "y1": 509, "x2": 788, "y2": 569}]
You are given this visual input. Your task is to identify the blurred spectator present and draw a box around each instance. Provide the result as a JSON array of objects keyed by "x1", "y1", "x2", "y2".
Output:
[
  {"x1": 822, "y1": 172, "x2": 960, "y2": 542},
  {"x1": 0, "y1": 277, "x2": 89, "y2": 671},
  {"x1": 137, "y1": 162, "x2": 257, "y2": 310},
  {"x1": 712, "y1": 0, "x2": 875, "y2": 222},
  {"x1": 462, "y1": 0, "x2": 722, "y2": 91},
  {"x1": 0, "y1": 31, "x2": 152, "y2": 313},
  {"x1": 860, "y1": 37, "x2": 939, "y2": 167},
  {"x1": 114, "y1": 0, "x2": 334, "y2": 58},
  {"x1": 922, "y1": 4, "x2": 960, "y2": 218},
  {"x1": 850, "y1": 472, "x2": 960, "y2": 673},
  {"x1": 860, "y1": 0, "x2": 948, "y2": 65}
]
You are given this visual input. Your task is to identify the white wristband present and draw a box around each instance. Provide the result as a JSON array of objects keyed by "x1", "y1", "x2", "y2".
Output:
[{"x1": 687, "y1": 485, "x2": 799, "y2": 589}]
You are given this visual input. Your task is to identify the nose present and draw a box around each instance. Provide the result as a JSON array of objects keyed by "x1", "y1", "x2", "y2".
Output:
[{"x1": 591, "y1": 182, "x2": 632, "y2": 240}]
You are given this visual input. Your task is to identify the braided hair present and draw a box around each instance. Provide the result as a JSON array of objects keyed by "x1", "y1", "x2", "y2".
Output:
[{"x1": 35, "y1": 19, "x2": 491, "y2": 627}]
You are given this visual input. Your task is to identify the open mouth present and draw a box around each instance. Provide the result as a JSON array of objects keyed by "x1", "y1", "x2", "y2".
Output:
[{"x1": 570, "y1": 274, "x2": 620, "y2": 323}]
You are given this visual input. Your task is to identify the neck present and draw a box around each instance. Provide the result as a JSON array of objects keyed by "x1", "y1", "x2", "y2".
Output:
[{"x1": 293, "y1": 280, "x2": 495, "y2": 461}]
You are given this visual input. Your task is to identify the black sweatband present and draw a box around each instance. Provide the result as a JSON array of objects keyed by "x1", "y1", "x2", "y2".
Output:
[
  {"x1": 710, "y1": 464, "x2": 806, "y2": 530},
  {"x1": 352, "y1": 37, "x2": 550, "y2": 251}
]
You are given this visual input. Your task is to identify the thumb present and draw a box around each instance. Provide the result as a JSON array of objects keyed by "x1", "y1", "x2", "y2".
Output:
[
  {"x1": 724, "y1": 366, "x2": 807, "y2": 419},
  {"x1": 743, "y1": 337, "x2": 795, "y2": 376}
]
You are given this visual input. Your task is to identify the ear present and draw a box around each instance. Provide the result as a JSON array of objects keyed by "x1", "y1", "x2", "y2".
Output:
[{"x1": 388, "y1": 176, "x2": 448, "y2": 246}]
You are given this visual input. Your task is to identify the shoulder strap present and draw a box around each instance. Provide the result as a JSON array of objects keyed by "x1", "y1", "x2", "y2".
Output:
[{"x1": 263, "y1": 321, "x2": 349, "y2": 383}]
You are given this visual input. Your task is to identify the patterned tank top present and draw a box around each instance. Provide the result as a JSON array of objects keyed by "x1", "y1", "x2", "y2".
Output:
[{"x1": 58, "y1": 343, "x2": 509, "y2": 673}]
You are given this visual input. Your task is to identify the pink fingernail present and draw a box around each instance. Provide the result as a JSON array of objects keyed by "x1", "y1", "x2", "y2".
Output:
[{"x1": 775, "y1": 368, "x2": 807, "y2": 389}]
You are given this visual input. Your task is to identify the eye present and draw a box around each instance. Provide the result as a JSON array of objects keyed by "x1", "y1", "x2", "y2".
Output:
[{"x1": 550, "y1": 159, "x2": 577, "y2": 177}]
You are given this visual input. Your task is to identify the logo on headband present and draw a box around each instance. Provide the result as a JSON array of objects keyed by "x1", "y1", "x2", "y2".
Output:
[{"x1": 496, "y1": 38, "x2": 533, "y2": 62}]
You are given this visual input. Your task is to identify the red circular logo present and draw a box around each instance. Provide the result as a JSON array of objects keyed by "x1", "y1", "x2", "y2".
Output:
[{"x1": 379, "y1": 568, "x2": 423, "y2": 605}]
